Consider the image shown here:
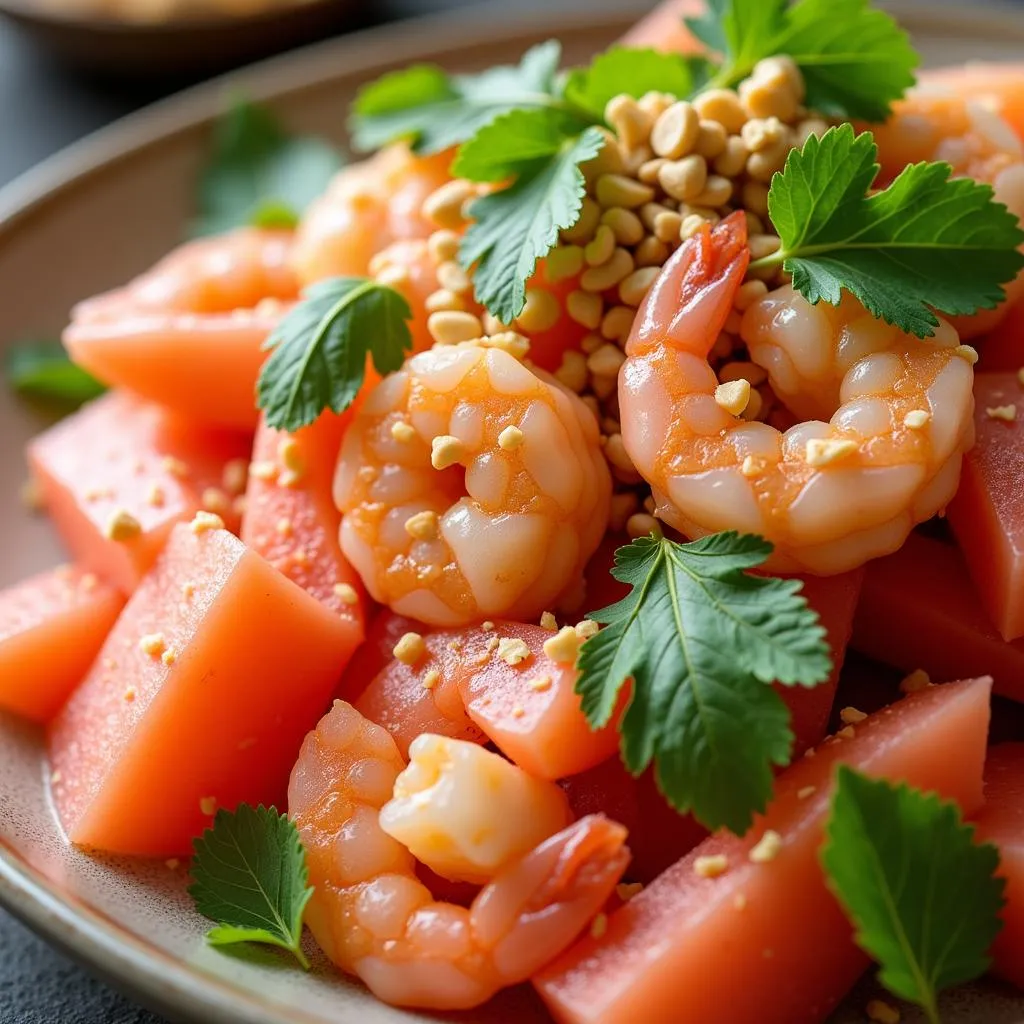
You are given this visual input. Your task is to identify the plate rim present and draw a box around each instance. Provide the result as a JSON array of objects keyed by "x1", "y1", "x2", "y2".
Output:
[{"x1": 2, "y1": 3, "x2": 1024, "y2": 1022}]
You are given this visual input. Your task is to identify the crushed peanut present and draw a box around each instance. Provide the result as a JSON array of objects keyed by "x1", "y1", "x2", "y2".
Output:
[
  {"x1": 404, "y1": 509, "x2": 440, "y2": 541},
  {"x1": 161, "y1": 456, "x2": 189, "y2": 478},
  {"x1": 903, "y1": 409, "x2": 931, "y2": 429},
  {"x1": 221, "y1": 458, "x2": 249, "y2": 496},
  {"x1": 430, "y1": 434, "x2": 467, "y2": 470},
  {"x1": 332, "y1": 583, "x2": 359, "y2": 605},
  {"x1": 616, "y1": 881, "x2": 644, "y2": 901},
  {"x1": 145, "y1": 483, "x2": 166, "y2": 508},
  {"x1": 190, "y1": 510, "x2": 224, "y2": 534},
  {"x1": 840, "y1": 706, "x2": 868, "y2": 725},
  {"x1": 805, "y1": 437, "x2": 858, "y2": 468},
  {"x1": 575, "y1": 619, "x2": 600, "y2": 640},
  {"x1": 589, "y1": 912, "x2": 609, "y2": 939},
  {"x1": 527, "y1": 674, "x2": 553, "y2": 692},
  {"x1": 138, "y1": 633, "x2": 166, "y2": 657},
  {"x1": 986, "y1": 404, "x2": 1017, "y2": 422},
  {"x1": 900, "y1": 668, "x2": 932, "y2": 694},
  {"x1": 249, "y1": 460, "x2": 277, "y2": 481},
  {"x1": 797, "y1": 785, "x2": 817, "y2": 800},
  {"x1": 422, "y1": 669, "x2": 441, "y2": 691},
  {"x1": 393, "y1": 632, "x2": 426, "y2": 666},
  {"x1": 866, "y1": 999, "x2": 901, "y2": 1024},
  {"x1": 714, "y1": 379, "x2": 751, "y2": 416},
  {"x1": 161, "y1": 648, "x2": 178, "y2": 667},
  {"x1": 835, "y1": 725, "x2": 857, "y2": 741},
  {"x1": 497, "y1": 425, "x2": 524, "y2": 450},
  {"x1": 748, "y1": 829, "x2": 783, "y2": 863},
  {"x1": 104, "y1": 509, "x2": 142, "y2": 542},
  {"x1": 543, "y1": 626, "x2": 581, "y2": 664},
  {"x1": 390, "y1": 420, "x2": 417, "y2": 443},
  {"x1": 954, "y1": 344, "x2": 980, "y2": 365},
  {"x1": 200, "y1": 487, "x2": 230, "y2": 516},
  {"x1": 694, "y1": 854, "x2": 729, "y2": 878},
  {"x1": 540, "y1": 611, "x2": 558, "y2": 631},
  {"x1": 497, "y1": 637, "x2": 532, "y2": 666}
]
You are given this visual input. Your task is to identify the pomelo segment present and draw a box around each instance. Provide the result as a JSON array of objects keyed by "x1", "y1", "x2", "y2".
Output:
[
  {"x1": 853, "y1": 531, "x2": 1024, "y2": 703},
  {"x1": 28, "y1": 392, "x2": 251, "y2": 593},
  {"x1": 242, "y1": 410, "x2": 367, "y2": 640},
  {"x1": 536, "y1": 677, "x2": 992, "y2": 1024},
  {"x1": 947, "y1": 372, "x2": 1024, "y2": 641},
  {"x1": 973, "y1": 743, "x2": 1024, "y2": 990},
  {"x1": 0, "y1": 565, "x2": 123, "y2": 722},
  {"x1": 49, "y1": 520, "x2": 356, "y2": 855}
]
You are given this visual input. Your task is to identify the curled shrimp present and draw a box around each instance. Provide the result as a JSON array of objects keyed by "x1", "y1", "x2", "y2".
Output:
[
  {"x1": 334, "y1": 340, "x2": 611, "y2": 625},
  {"x1": 291, "y1": 146, "x2": 452, "y2": 286},
  {"x1": 288, "y1": 699, "x2": 628, "y2": 1010},
  {"x1": 620, "y1": 212, "x2": 975, "y2": 575},
  {"x1": 63, "y1": 227, "x2": 297, "y2": 429},
  {"x1": 871, "y1": 88, "x2": 1024, "y2": 339}
]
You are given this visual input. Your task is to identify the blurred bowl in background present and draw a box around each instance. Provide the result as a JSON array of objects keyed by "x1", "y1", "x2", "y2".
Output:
[{"x1": 0, "y1": 0, "x2": 358, "y2": 78}]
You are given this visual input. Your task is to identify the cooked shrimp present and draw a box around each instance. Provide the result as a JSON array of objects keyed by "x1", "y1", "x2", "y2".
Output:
[
  {"x1": 620, "y1": 212, "x2": 975, "y2": 575},
  {"x1": 291, "y1": 146, "x2": 452, "y2": 286},
  {"x1": 871, "y1": 89, "x2": 1024, "y2": 338},
  {"x1": 334, "y1": 340, "x2": 611, "y2": 625},
  {"x1": 288, "y1": 699, "x2": 628, "y2": 1010}
]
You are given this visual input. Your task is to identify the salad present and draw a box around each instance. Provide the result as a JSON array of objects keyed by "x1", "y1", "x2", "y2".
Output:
[{"x1": 3, "y1": 0, "x2": 1024, "y2": 1022}]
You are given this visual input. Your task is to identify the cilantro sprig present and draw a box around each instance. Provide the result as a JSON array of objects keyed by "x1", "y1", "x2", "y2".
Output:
[
  {"x1": 190, "y1": 804, "x2": 314, "y2": 968},
  {"x1": 576, "y1": 532, "x2": 831, "y2": 835},
  {"x1": 256, "y1": 277, "x2": 413, "y2": 431},
  {"x1": 757, "y1": 125, "x2": 1024, "y2": 337},
  {"x1": 822, "y1": 768, "x2": 1004, "y2": 1023},
  {"x1": 7, "y1": 342, "x2": 105, "y2": 409},
  {"x1": 194, "y1": 99, "x2": 342, "y2": 236},
  {"x1": 686, "y1": 0, "x2": 917, "y2": 121}
]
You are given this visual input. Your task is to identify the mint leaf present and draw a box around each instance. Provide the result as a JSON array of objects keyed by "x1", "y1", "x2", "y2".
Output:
[
  {"x1": 8, "y1": 342, "x2": 105, "y2": 408},
  {"x1": 350, "y1": 41, "x2": 566, "y2": 155},
  {"x1": 687, "y1": 0, "x2": 915, "y2": 121},
  {"x1": 189, "y1": 804, "x2": 314, "y2": 968},
  {"x1": 822, "y1": 768, "x2": 1004, "y2": 1024},
  {"x1": 459, "y1": 127, "x2": 604, "y2": 323},
  {"x1": 195, "y1": 99, "x2": 341, "y2": 237},
  {"x1": 763, "y1": 124, "x2": 1024, "y2": 337},
  {"x1": 563, "y1": 47, "x2": 710, "y2": 122},
  {"x1": 257, "y1": 277, "x2": 412, "y2": 431},
  {"x1": 576, "y1": 532, "x2": 831, "y2": 834}
]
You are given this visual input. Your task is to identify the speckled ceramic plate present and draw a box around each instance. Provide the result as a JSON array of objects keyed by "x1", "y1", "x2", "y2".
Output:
[{"x1": 2, "y1": 4, "x2": 1024, "y2": 1022}]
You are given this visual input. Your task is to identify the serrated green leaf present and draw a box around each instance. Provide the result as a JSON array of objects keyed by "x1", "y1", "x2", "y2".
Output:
[
  {"x1": 691, "y1": 0, "x2": 915, "y2": 121},
  {"x1": 189, "y1": 804, "x2": 314, "y2": 969},
  {"x1": 763, "y1": 124, "x2": 1024, "y2": 337},
  {"x1": 194, "y1": 99, "x2": 341, "y2": 237},
  {"x1": 562, "y1": 47, "x2": 710, "y2": 122},
  {"x1": 257, "y1": 277, "x2": 412, "y2": 431},
  {"x1": 7, "y1": 342, "x2": 105, "y2": 408},
  {"x1": 822, "y1": 768, "x2": 1005, "y2": 1024},
  {"x1": 459, "y1": 126, "x2": 604, "y2": 323},
  {"x1": 349, "y1": 41, "x2": 566, "y2": 155},
  {"x1": 575, "y1": 532, "x2": 831, "y2": 835}
]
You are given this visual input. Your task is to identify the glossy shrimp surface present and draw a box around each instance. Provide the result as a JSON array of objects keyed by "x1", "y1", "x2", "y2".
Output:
[
  {"x1": 334, "y1": 340, "x2": 611, "y2": 625},
  {"x1": 288, "y1": 699, "x2": 628, "y2": 1010},
  {"x1": 871, "y1": 88, "x2": 1024, "y2": 338},
  {"x1": 291, "y1": 146, "x2": 452, "y2": 286},
  {"x1": 620, "y1": 213, "x2": 976, "y2": 575}
]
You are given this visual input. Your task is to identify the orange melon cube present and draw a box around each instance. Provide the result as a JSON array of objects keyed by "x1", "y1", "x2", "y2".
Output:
[
  {"x1": 536, "y1": 677, "x2": 992, "y2": 1024},
  {"x1": 49, "y1": 520, "x2": 355, "y2": 855},
  {"x1": 0, "y1": 565, "x2": 123, "y2": 722},
  {"x1": 28, "y1": 392, "x2": 251, "y2": 593}
]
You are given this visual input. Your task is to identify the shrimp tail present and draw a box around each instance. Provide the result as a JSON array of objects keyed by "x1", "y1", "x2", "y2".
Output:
[
  {"x1": 628, "y1": 210, "x2": 749, "y2": 358},
  {"x1": 470, "y1": 815, "x2": 630, "y2": 984}
]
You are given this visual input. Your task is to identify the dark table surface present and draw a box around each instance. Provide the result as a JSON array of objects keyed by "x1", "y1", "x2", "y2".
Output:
[{"x1": 0, "y1": 2, "x2": 566, "y2": 1018}]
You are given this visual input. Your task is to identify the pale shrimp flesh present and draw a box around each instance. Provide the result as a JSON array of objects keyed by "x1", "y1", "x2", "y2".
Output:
[
  {"x1": 871, "y1": 88, "x2": 1024, "y2": 338},
  {"x1": 288, "y1": 699, "x2": 628, "y2": 1010},
  {"x1": 619, "y1": 212, "x2": 975, "y2": 575},
  {"x1": 291, "y1": 145, "x2": 452, "y2": 286},
  {"x1": 334, "y1": 339, "x2": 611, "y2": 625}
]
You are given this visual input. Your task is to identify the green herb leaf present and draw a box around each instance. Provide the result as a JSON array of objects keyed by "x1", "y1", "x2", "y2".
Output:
[
  {"x1": 458, "y1": 126, "x2": 604, "y2": 323},
  {"x1": 562, "y1": 47, "x2": 710, "y2": 122},
  {"x1": 189, "y1": 804, "x2": 314, "y2": 968},
  {"x1": 350, "y1": 41, "x2": 566, "y2": 155},
  {"x1": 576, "y1": 532, "x2": 831, "y2": 835},
  {"x1": 195, "y1": 99, "x2": 341, "y2": 237},
  {"x1": 7, "y1": 343, "x2": 105, "y2": 408},
  {"x1": 686, "y1": 0, "x2": 916, "y2": 121},
  {"x1": 762, "y1": 124, "x2": 1024, "y2": 337},
  {"x1": 257, "y1": 277, "x2": 412, "y2": 432},
  {"x1": 822, "y1": 767, "x2": 1005, "y2": 1024}
]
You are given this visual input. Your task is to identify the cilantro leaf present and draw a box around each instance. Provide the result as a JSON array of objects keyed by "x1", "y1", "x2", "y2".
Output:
[
  {"x1": 194, "y1": 99, "x2": 341, "y2": 237},
  {"x1": 762, "y1": 124, "x2": 1024, "y2": 337},
  {"x1": 576, "y1": 532, "x2": 831, "y2": 834},
  {"x1": 7, "y1": 342, "x2": 105, "y2": 408},
  {"x1": 350, "y1": 41, "x2": 566, "y2": 155},
  {"x1": 189, "y1": 804, "x2": 314, "y2": 968},
  {"x1": 562, "y1": 47, "x2": 710, "y2": 123},
  {"x1": 257, "y1": 277, "x2": 412, "y2": 431},
  {"x1": 458, "y1": 126, "x2": 604, "y2": 323},
  {"x1": 822, "y1": 767, "x2": 1005, "y2": 1024},
  {"x1": 687, "y1": 0, "x2": 916, "y2": 121}
]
